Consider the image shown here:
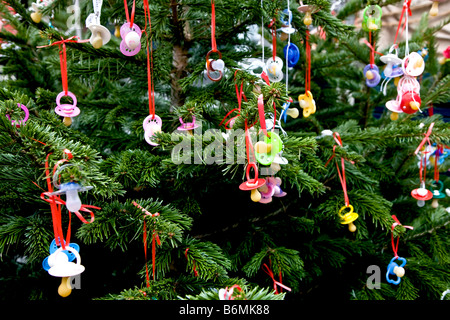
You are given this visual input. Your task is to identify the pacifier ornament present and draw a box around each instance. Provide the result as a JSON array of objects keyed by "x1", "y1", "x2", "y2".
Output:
[
  {"x1": 5, "y1": 103, "x2": 29, "y2": 127},
  {"x1": 364, "y1": 64, "x2": 381, "y2": 87},
  {"x1": 297, "y1": 1, "x2": 318, "y2": 26},
  {"x1": 338, "y1": 204, "x2": 358, "y2": 232},
  {"x1": 239, "y1": 163, "x2": 266, "y2": 202},
  {"x1": 284, "y1": 43, "x2": 300, "y2": 68},
  {"x1": 42, "y1": 239, "x2": 80, "y2": 272},
  {"x1": 265, "y1": 56, "x2": 284, "y2": 83},
  {"x1": 120, "y1": 23, "x2": 142, "y2": 56},
  {"x1": 49, "y1": 246, "x2": 84, "y2": 297},
  {"x1": 206, "y1": 50, "x2": 225, "y2": 81},
  {"x1": 54, "y1": 91, "x2": 80, "y2": 127},
  {"x1": 429, "y1": 180, "x2": 445, "y2": 208},
  {"x1": 281, "y1": 98, "x2": 299, "y2": 123},
  {"x1": 254, "y1": 131, "x2": 283, "y2": 166},
  {"x1": 429, "y1": 0, "x2": 444, "y2": 17},
  {"x1": 85, "y1": 0, "x2": 111, "y2": 49},
  {"x1": 143, "y1": 114, "x2": 162, "y2": 146},
  {"x1": 411, "y1": 182, "x2": 433, "y2": 207},
  {"x1": 30, "y1": 0, "x2": 52, "y2": 24},
  {"x1": 386, "y1": 256, "x2": 406, "y2": 285},
  {"x1": 298, "y1": 91, "x2": 316, "y2": 117},
  {"x1": 178, "y1": 116, "x2": 199, "y2": 134},
  {"x1": 362, "y1": 5, "x2": 382, "y2": 32}
]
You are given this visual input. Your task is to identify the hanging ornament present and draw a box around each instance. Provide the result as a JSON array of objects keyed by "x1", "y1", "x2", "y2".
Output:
[
  {"x1": 85, "y1": 0, "x2": 111, "y2": 49},
  {"x1": 5, "y1": 103, "x2": 29, "y2": 127},
  {"x1": 219, "y1": 285, "x2": 244, "y2": 300},
  {"x1": 380, "y1": 45, "x2": 403, "y2": 96},
  {"x1": 142, "y1": 0, "x2": 161, "y2": 146},
  {"x1": 280, "y1": 97, "x2": 299, "y2": 123},
  {"x1": 297, "y1": 10, "x2": 316, "y2": 118},
  {"x1": 266, "y1": 18, "x2": 284, "y2": 83},
  {"x1": 411, "y1": 123, "x2": 435, "y2": 207},
  {"x1": 206, "y1": 0, "x2": 225, "y2": 81},
  {"x1": 361, "y1": 5, "x2": 382, "y2": 32},
  {"x1": 39, "y1": 150, "x2": 99, "y2": 297},
  {"x1": 386, "y1": 216, "x2": 413, "y2": 285},
  {"x1": 37, "y1": 37, "x2": 89, "y2": 126},
  {"x1": 120, "y1": 0, "x2": 142, "y2": 56},
  {"x1": 297, "y1": 1, "x2": 319, "y2": 26},
  {"x1": 361, "y1": 5, "x2": 382, "y2": 88},
  {"x1": 325, "y1": 132, "x2": 358, "y2": 232},
  {"x1": 177, "y1": 116, "x2": 199, "y2": 135},
  {"x1": 219, "y1": 71, "x2": 246, "y2": 129},
  {"x1": 30, "y1": 0, "x2": 53, "y2": 24},
  {"x1": 429, "y1": 0, "x2": 444, "y2": 17},
  {"x1": 429, "y1": 145, "x2": 446, "y2": 208}
]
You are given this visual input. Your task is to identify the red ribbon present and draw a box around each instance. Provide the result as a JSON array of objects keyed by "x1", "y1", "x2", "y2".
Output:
[
  {"x1": 211, "y1": 0, "x2": 217, "y2": 52},
  {"x1": 268, "y1": 17, "x2": 277, "y2": 61},
  {"x1": 305, "y1": 30, "x2": 311, "y2": 93},
  {"x1": 132, "y1": 201, "x2": 160, "y2": 286},
  {"x1": 434, "y1": 145, "x2": 443, "y2": 182},
  {"x1": 414, "y1": 122, "x2": 434, "y2": 155},
  {"x1": 143, "y1": 0, "x2": 156, "y2": 118},
  {"x1": 40, "y1": 152, "x2": 99, "y2": 249},
  {"x1": 262, "y1": 263, "x2": 291, "y2": 294},
  {"x1": 325, "y1": 132, "x2": 355, "y2": 207},
  {"x1": 37, "y1": 36, "x2": 89, "y2": 96},
  {"x1": 124, "y1": 0, "x2": 136, "y2": 28},
  {"x1": 391, "y1": 215, "x2": 413, "y2": 258},
  {"x1": 362, "y1": 31, "x2": 383, "y2": 66},
  {"x1": 219, "y1": 71, "x2": 247, "y2": 128},
  {"x1": 184, "y1": 248, "x2": 198, "y2": 277},
  {"x1": 393, "y1": 0, "x2": 412, "y2": 46}
]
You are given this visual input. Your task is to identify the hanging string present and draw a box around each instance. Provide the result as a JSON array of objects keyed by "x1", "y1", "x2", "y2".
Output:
[
  {"x1": 123, "y1": 0, "x2": 136, "y2": 28},
  {"x1": 261, "y1": 263, "x2": 291, "y2": 294},
  {"x1": 286, "y1": 0, "x2": 291, "y2": 91},
  {"x1": 305, "y1": 30, "x2": 311, "y2": 93},
  {"x1": 143, "y1": 0, "x2": 155, "y2": 118},
  {"x1": 211, "y1": 0, "x2": 217, "y2": 52},
  {"x1": 414, "y1": 122, "x2": 434, "y2": 155},
  {"x1": 261, "y1": 0, "x2": 264, "y2": 63},
  {"x1": 391, "y1": 215, "x2": 413, "y2": 258},
  {"x1": 324, "y1": 132, "x2": 354, "y2": 207},
  {"x1": 434, "y1": 145, "x2": 442, "y2": 182},
  {"x1": 37, "y1": 36, "x2": 89, "y2": 96},
  {"x1": 219, "y1": 70, "x2": 246, "y2": 128},
  {"x1": 393, "y1": 0, "x2": 412, "y2": 53}
]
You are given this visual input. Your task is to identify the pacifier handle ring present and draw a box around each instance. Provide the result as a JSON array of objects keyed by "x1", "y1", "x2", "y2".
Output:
[
  {"x1": 338, "y1": 204, "x2": 354, "y2": 216},
  {"x1": 246, "y1": 162, "x2": 259, "y2": 185},
  {"x1": 53, "y1": 246, "x2": 81, "y2": 266},
  {"x1": 56, "y1": 91, "x2": 77, "y2": 106},
  {"x1": 206, "y1": 49, "x2": 223, "y2": 81},
  {"x1": 52, "y1": 163, "x2": 76, "y2": 190}
]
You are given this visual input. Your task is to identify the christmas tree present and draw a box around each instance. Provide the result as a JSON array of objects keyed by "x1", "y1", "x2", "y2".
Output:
[{"x1": 0, "y1": 0, "x2": 450, "y2": 306}]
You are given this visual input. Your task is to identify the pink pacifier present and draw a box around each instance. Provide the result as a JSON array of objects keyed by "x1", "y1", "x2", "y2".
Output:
[
  {"x1": 178, "y1": 116, "x2": 199, "y2": 131},
  {"x1": 258, "y1": 178, "x2": 275, "y2": 204},
  {"x1": 120, "y1": 23, "x2": 142, "y2": 56},
  {"x1": 143, "y1": 114, "x2": 162, "y2": 146},
  {"x1": 269, "y1": 177, "x2": 287, "y2": 197},
  {"x1": 6, "y1": 103, "x2": 29, "y2": 127},
  {"x1": 54, "y1": 91, "x2": 80, "y2": 118}
]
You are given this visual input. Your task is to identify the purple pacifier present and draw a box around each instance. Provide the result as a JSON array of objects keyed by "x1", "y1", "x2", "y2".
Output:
[
  {"x1": 120, "y1": 22, "x2": 142, "y2": 56},
  {"x1": 364, "y1": 64, "x2": 381, "y2": 87},
  {"x1": 54, "y1": 91, "x2": 80, "y2": 118},
  {"x1": 6, "y1": 103, "x2": 29, "y2": 127},
  {"x1": 177, "y1": 116, "x2": 199, "y2": 131}
]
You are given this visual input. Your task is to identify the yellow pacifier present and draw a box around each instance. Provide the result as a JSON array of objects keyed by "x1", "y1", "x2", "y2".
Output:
[
  {"x1": 338, "y1": 204, "x2": 359, "y2": 232},
  {"x1": 298, "y1": 91, "x2": 316, "y2": 117}
]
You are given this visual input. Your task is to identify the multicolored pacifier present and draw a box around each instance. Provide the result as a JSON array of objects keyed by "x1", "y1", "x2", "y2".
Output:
[
  {"x1": 364, "y1": 64, "x2": 381, "y2": 87},
  {"x1": 338, "y1": 204, "x2": 358, "y2": 232},
  {"x1": 380, "y1": 45, "x2": 403, "y2": 78},
  {"x1": 298, "y1": 91, "x2": 316, "y2": 117},
  {"x1": 429, "y1": 180, "x2": 445, "y2": 208},
  {"x1": 239, "y1": 162, "x2": 266, "y2": 202},
  {"x1": 54, "y1": 91, "x2": 80, "y2": 118},
  {"x1": 206, "y1": 50, "x2": 224, "y2": 81},
  {"x1": 42, "y1": 239, "x2": 80, "y2": 271},
  {"x1": 281, "y1": 98, "x2": 299, "y2": 123},
  {"x1": 362, "y1": 5, "x2": 382, "y2": 32},
  {"x1": 411, "y1": 182, "x2": 433, "y2": 207},
  {"x1": 386, "y1": 256, "x2": 406, "y2": 285},
  {"x1": 120, "y1": 22, "x2": 142, "y2": 56},
  {"x1": 258, "y1": 178, "x2": 275, "y2": 204},
  {"x1": 254, "y1": 131, "x2": 283, "y2": 166},
  {"x1": 143, "y1": 114, "x2": 162, "y2": 146},
  {"x1": 265, "y1": 56, "x2": 284, "y2": 83},
  {"x1": 5, "y1": 103, "x2": 29, "y2": 127}
]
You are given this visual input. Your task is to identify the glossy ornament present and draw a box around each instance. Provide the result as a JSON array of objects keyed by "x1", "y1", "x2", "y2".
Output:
[
  {"x1": 362, "y1": 5, "x2": 382, "y2": 32},
  {"x1": 120, "y1": 23, "x2": 142, "y2": 56},
  {"x1": 298, "y1": 91, "x2": 316, "y2": 117},
  {"x1": 143, "y1": 114, "x2": 162, "y2": 146},
  {"x1": 254, "y1": 132, "x2": 283, "y2": 166},
  {"x1": 386, "y1": 256, "x2": 406, "y2": 285},
  {"x1": 338, "y1": 205, "x2": 358, "y2": 232}
]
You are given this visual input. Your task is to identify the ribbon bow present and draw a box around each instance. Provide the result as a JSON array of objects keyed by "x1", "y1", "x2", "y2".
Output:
[
  {"x1": 391, "y1": 215, "x2": 413, "y2": 258},
  {"x1": 262, "y1": 263, "x2": 291, "y2": 294},
  {"x1": 393, "y1": 0, "x2": 412, "y2": 46}
]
